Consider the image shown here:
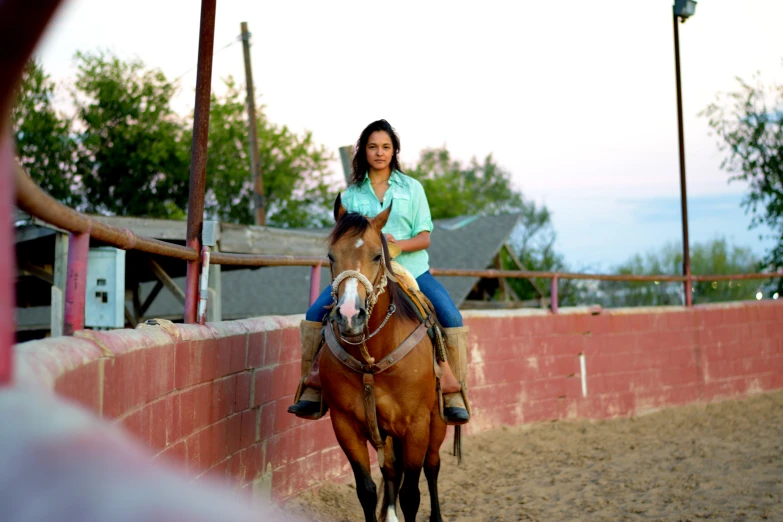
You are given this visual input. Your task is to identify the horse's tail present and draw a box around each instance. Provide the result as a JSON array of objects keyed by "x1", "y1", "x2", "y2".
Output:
[{"x1": 453, "y1": 425, "x2": 462, "y2": 465}]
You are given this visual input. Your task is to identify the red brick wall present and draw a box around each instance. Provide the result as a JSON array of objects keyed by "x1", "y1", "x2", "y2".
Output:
[
  {"x1": 464, "y1": 301, "x2": 783, "y2": 434},
  {"x1": 14, "y1": 301, "x2": 783, "y2": 503}
]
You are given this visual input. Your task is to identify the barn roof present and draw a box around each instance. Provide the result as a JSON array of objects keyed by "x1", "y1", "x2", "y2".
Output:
[{"x1": 141, "y1": 213, "x2": 522, "y2": 320}]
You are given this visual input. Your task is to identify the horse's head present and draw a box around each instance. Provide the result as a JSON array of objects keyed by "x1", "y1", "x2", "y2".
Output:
[{"x1": 328, "y1": 193, "x2": 393, "y2": 337}]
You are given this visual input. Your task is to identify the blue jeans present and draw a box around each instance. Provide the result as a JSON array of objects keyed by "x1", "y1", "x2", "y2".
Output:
[{"x1": 306, "y1": 270, "x2": 463, "y2": 327}]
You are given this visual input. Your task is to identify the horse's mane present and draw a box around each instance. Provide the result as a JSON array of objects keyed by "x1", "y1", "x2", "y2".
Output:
[{"x1": 329, "y1": 211, "x2": 422, "y2": 324}]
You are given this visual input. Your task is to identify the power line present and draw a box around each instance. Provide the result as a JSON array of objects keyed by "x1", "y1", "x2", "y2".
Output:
[{"x1": 170, "y1": 34, "x2": 241, "y2": 86}]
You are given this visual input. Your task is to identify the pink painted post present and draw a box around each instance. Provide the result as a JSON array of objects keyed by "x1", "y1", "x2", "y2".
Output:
[
  {"x1": 550, "y1": 275, "x2": 559, "y2": 314},
  {"x1": 63, "y1": 230, "x2": 90, "y2": 336},
  {"x1": 0, "y1": 135, "x2": 15, "y2": 385},
  {"x1": 183, "y1": 0, "x2": 217, "y2": 324},
  {"x1": 309, "y1": 263, "x2": 322, "y2": 306}
]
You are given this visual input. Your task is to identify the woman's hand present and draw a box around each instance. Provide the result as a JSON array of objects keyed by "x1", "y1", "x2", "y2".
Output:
[{"x1": 387, "y1": 231, "x2": 430, "y2": 253}]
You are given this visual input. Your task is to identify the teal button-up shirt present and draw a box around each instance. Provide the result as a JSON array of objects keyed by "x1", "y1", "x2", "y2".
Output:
[{"x1": 342, "y1": 170, "x2": 434, "y2": 278}]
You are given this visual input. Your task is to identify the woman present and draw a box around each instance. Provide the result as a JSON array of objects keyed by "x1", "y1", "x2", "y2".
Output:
[{"x1": 288, "y1": 119, "x2": 470, "y2": 424}]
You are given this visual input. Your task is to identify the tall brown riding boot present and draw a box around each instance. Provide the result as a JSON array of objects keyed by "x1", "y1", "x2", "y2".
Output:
[
  {"x1": 441, "y1": 326, "x2": 471, "y2": 425},
  {"x1": 287, "y1": 320, "x2": 325, "y2": 419}
]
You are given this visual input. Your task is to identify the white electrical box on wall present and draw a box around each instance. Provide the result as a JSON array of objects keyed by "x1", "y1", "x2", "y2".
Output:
[{"x1": 85, "y1": 247, "x2": 126, "y2": 328}]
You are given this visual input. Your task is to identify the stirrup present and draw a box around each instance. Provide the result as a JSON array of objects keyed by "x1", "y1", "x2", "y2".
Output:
[{"x1": 444, "y1": 406, "x2": 470, "y2": 425}]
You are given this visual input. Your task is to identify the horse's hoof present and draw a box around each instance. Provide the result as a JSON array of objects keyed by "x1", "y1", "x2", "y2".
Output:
[
  {"x1": 287, "y1": 400, "x2": 324, "y2": 419},
  {"x1": 444, "y1": 407, "x2": 470, "y2": 425}
]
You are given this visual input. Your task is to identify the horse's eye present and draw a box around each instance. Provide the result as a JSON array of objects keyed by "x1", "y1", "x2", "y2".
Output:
[
  {"x1": 373, "y1": 254, "x2": 382, "y2": 263},
  {"x1": 327, "y1": 253, "x2": 334, "y2": 263}
]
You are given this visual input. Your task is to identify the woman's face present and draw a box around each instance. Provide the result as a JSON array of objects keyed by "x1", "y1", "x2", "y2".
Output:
[{"x1": 365, "y1": 130, "x2": 394, "y2": 174}]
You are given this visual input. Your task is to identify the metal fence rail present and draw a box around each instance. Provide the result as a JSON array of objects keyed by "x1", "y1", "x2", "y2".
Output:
[{"x1": 15, "y1": 166, "x2": 199, "y2": 261}]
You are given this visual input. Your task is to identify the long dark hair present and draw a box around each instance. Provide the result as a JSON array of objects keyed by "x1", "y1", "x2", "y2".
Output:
[{"x1": 350, "y1": 119, "x2": 402, "y2": 186}]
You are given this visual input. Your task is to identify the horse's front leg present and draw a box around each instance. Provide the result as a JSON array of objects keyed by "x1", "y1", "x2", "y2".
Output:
[
  {"x1": 424, "y1": 410, "x2": 448, "y2": 522},
  {"x1": 398, "y1": 417, "x2": 431, "y2": 522},
  {"x1": 380, "y1": 436, "x2": 403, "y2": 522},
  {"x1": 331, "y1": 412, "x2": 378, "y2": 522}
]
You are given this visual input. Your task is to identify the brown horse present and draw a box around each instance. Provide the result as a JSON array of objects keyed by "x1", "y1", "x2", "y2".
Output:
[{"x1": 319, "y1": 195, "x2": 447, "y2": 522}]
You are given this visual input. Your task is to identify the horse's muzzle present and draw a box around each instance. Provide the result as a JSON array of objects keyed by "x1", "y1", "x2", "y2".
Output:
[{"x1": 335, "y1": 296, "x2": 367, "y2": 336}]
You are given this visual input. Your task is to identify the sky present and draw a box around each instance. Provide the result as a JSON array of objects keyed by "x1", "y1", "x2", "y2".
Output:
[{"x1": 33, "y1": 0, "x2": 783, "y2": 271}]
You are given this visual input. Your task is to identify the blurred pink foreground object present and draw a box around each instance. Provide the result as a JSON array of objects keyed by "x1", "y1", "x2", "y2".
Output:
[{"x1": 0, "y1": 386, "x2": 293, "y2": 522}]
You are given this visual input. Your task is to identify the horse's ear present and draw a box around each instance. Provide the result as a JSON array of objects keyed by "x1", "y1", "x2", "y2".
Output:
[
  {"x1": 333, "y1": 193, "x2": 346, "y2": 222},
  {"x1": 372, "y1": 200, "x2": 393, "y2": 230}
]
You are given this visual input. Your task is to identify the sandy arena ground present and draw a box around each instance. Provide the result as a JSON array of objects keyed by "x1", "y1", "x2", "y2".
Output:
[{"x1": 283, "y1": 391, "x2": 783, "y2": 521}]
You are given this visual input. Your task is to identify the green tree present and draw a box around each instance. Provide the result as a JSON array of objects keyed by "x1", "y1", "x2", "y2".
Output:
[
  {"x1": 72, "y1": 51, "x2": 190, "y2": 218},
  {"x1": 12, "y1": 60, "x2": 80, "y2": 207},
  {"x1": 405, "y1": 148, "x2": 525, "y2": 219},
  {"x1": 13, "y1": 55, "x2": 337, "y2": 228},
  {"x1": 702, "y1": 71, "x2": 783, "y2": 293},
  {"x1": 596, "y1": 238, "x2": 764, "y2": 307},
  {"x1": 202, "y1": 77, "x2": 336, "y2": 227}
]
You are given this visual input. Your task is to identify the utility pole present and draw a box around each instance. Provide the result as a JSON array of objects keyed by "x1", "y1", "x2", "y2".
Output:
[{"x1": 241, "y1": 21, "x2": 265, "y2": 226}]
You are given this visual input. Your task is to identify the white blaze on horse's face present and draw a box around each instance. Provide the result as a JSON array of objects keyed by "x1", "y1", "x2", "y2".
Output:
[
  {"x1": 339, "y1": 278, "x2": 361, "y2": 330},
  {"x1": 354, "y1": 238, "x2": 363, "y2": 248}
]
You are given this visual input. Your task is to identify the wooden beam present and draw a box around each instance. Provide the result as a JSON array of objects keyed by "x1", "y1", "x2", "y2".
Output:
[
  {"x1": 502, "y1": 278, "x2": 519, "y2": 301},
  {"x1": 503, "y1": 243, "x2": 545, "y2": 298},
  {"x1": 148, "y1": 258, "x2": 186, "y2": 305},
  {"x1": 124, "y1": 303, "x2": 138, "y2": 328},
  {"x1": 139, "y1": 281, "x2": 164, "y2": 317},
  {"x1": 494, "y1": 252, "x2": 521, "y2": 302},
  {"x1": 132, "y1": 284, "x2": 142, "y2": 319},
  {"x1": 20, "y1": 262, "x2": 53, "y2": 284},
  {"x1": 493, "y1": 254, "x2": 507, "y2": 301}
]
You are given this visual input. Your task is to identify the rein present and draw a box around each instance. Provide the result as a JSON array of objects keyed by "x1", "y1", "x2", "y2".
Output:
[{"x1": 338, "y1": 304, "x2": 396, "y2": 346}]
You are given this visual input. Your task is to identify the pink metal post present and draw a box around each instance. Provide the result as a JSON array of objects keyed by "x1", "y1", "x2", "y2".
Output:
[
  {"x1": 309, "y1": 263, "x2": 322, "y2": 306},
  {"x1": 1, "y1": 0, "x2": 66, "y2": 384},
  {"x1": 63, "y1": 230, "x2": 90, "y2": 336},
  {"x1": 0, "y1": 134, "x2": 15, "y2": 384},
  {"x1": 183, "y1": 0, "x2": 217, "y2": 323},
  {"x1": 550, "y1": 275, "x2": 559, "y2": 314}
]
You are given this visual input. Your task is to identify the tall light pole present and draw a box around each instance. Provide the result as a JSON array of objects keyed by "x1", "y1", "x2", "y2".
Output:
[{"x1": 672, "y1": 0, "x2": 697, "y2": 306}]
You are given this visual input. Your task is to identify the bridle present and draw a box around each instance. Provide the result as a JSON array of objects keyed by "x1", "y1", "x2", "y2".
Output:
[{"x1": 329, "y1": 234, "x2": 399, "y2": 346}]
